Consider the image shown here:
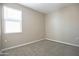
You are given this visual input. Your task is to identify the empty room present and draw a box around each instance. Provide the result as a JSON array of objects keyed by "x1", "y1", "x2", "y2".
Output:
[{"x1": 0, "y1": 3, "x2": 79, "y2": 56}]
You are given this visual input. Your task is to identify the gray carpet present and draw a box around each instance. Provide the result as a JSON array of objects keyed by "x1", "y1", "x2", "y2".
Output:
[{"x1": 2, "y1": 39, "x2": 79, "y2": 56}]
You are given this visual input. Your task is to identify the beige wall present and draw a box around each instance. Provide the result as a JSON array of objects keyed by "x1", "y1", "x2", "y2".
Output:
[
  {"x1": 45, "y1": 5, "x2": 79, "y2": 46},
  {"x1": 2, "y1": 3, "x2": 79, "y2": 49},
  {"x1": 2, "y1": 4, "x2": 45, "y2": 49}
]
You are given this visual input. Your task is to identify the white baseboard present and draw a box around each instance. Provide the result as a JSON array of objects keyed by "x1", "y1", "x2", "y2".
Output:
[
  {"x1": 1, "y1": 38, "x2": 45, "y2": 52},
  {"x1": 1, "y1": 38, "x2": 79, "y2": 52},
  {"x1": 45, "y1": 38, "x2": 79, "y2": 47}
]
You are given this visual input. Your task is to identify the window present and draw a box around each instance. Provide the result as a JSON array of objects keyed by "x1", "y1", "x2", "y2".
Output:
[{"x1": 3, "y1": 6, "x2": 22, "y2": 33}]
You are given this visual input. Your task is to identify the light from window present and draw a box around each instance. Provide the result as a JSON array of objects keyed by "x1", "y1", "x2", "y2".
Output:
[{"x1": 4, "y1": 6, "x2": 22, "y2": 33}]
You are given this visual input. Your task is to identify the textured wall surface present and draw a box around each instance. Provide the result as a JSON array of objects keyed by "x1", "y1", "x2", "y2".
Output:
[
  {"x1": 46, "y1": 5, "x2": 79, "y2": 46},
  {"x1": 2, "y1": 3, "x2": 45, "y2": 49},
  {"x1": 0, "y1": 4, "x2": 2, "y2": 50}
]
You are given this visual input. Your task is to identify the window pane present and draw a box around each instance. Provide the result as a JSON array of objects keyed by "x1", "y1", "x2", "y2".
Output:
[
  {"x1": 4, "y1": 6, "x2": 22, "y2": 21},
  {"x1": 5, "y1": 21, "x2": 22, "y2": 33}
]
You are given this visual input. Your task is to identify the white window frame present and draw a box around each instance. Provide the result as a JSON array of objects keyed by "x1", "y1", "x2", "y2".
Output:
[{"x1": 3, "y1": 6, "x2": 22, "y2": 34}]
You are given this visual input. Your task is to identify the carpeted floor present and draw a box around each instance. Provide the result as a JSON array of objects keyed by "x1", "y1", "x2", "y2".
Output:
[{"x1": 2, "y1": 39, "x2": 79, "y2": 56}]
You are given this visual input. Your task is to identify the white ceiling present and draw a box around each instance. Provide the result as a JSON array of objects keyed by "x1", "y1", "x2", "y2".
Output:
[{"x1": 20, "y1": 3, "x2": 77, "y2": 14}]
